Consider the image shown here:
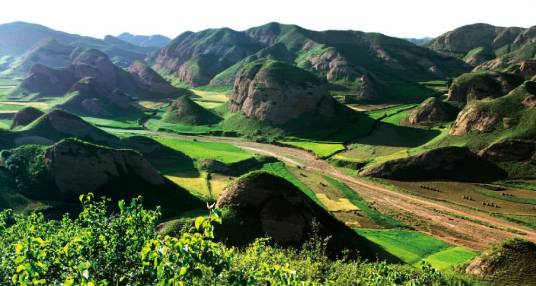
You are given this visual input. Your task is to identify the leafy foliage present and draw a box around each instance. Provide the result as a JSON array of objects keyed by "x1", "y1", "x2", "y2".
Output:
[{"x1": 0, "y1": 195, "x2": 474, "y2": 285}]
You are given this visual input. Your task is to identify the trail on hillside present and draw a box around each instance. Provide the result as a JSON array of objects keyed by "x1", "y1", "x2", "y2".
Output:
[{"x1": 106, "y1": 128, "x2": 536, "y2": 250}]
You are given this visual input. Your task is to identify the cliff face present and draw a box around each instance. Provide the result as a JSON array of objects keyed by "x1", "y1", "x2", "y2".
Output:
[
  {"x1": 408, "y1": 97, "x2": 459, "y2": 124},
  {"x1": 228, "y1": 60, "x2": 336, "y2": 125},
  {"x1": 447, "y1": 72, "x2": 523, "y2": 103},
  {"x1": 44, "y1": 139, "x2": 165, "y2": 196}
]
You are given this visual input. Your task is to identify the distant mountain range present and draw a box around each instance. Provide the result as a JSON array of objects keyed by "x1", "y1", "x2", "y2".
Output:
[{"x1": 117, "y1": 32, "x2": 170, "y2": 48}]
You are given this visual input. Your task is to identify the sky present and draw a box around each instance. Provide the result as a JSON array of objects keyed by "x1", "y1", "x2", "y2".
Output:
[{"x1": 1, "y1": 0, "x2": 535, "y2": 39}]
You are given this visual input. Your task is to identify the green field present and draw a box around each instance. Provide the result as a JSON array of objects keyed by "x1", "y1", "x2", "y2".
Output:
[
  {"x1": 154, "y1": 136, "x2": 253, "y2": 164},
  {"x1": 146, "y1": 118, "x2": 222, "y2": 134},
  {"x1": 0, "y1": 103, "x2": 25, "y2": 111},
  {"x1": 475, "y1": 188, "x2": 536, "y2": 205},
  {"x1": 0, "y1": 119, "x2": 11, "y2": 129},
  {"x1": 279, "y1": 141, "x2": 346, "y2": 158},
  {"x1": 366, "y1": 104, "x2": 416, "y2": 120},
  {"x1": 355, "y1": 229, "x2": 477, "y2": 269},
  {"x1": 82, "y1": 116, "x2": 142, "y2": 130}
]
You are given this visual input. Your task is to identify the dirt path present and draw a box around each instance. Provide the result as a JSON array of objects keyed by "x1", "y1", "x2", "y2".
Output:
[{"x1": 108, "y1": 129, "x2": 536, "y2": 250}]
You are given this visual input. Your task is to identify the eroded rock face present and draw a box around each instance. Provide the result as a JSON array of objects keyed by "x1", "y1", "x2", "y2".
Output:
[
  {"x1": 10, "y1": 107, "x2": 44, "y2": 129},
  {"x1": 216, "y1": 172, "x2": 345, "y2": 245},
  {"x1": 44, "y1": 139, "x2": 164, "y2": 196},
  {"x1": 229, "y1": 61, "x2": 336, "y2": 125},
  {"x1": 359, "y1": 147, "x2": 506, "y2": 182},
  {"x1": 447, "y1": 72, "x2": 523, "y2": 103},
  {"x1": 449, "y1": 106, "x2": 500, "y2": 135},
  {"x1": 408, "y1": 97, "x2": 459, "y2": 124},
  {"x1": 127, "y1": 61, "x2": 177, "y2": 94},
  {"x1": 517, "y1": 60, "x2": 536, "y2": 79},
  {"x1": 478, "y1": 139, "x2": 536, "y2": 162}
]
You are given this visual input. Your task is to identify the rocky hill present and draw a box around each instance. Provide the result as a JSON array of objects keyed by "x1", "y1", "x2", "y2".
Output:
[
  {"x1": 10, "y1": 107, "x2": 44, "y2": 129},
  {"x1": 127, "y1": 61, "x2": 178, "y2": 95},
  {"x1": 450, "y1": 80, "x2": 536, "y2": 136},
  {"x1": 9, "y1": 48, "x2": 172, "y2": 100},
  {"x1": 0, "y1": 138, "x2": 203, "y2": 216},
  {"x1": 55, "y1": 77, "x2": 142, "y2": 118},
  {"x1": 408, "y1": 97, "x2": 459, "y2": 124},
  {"x1": 117, "y1": 32, "x2": 170, "y2": 48},
  {"x1": 229, "y1": 60, "x2": 338, "y2": 125},
  {"x1": 447, "y1": 71, "x2": 524, "y2": 103},
  {"x1": 164, "y1": 95, "x2": 221, "y2": 125},
  {"x1": 427, "y1": 23, "x2": 536, "y2": 69},
  {"x1": 465, "y1": 239, "x2": 536, "y2": 286},
  {"x1": 215, "y1": 171, "x2": 396, "y2": 260},
  {"x1": 359, "y1": 147, "x2": 506, "y2": 182},
  {"x1": 0, "y1": 21, "x2": 153, "y2": 69},
  {"x1": 154, "y1": 22, "x2": 468, "y2": 102}
]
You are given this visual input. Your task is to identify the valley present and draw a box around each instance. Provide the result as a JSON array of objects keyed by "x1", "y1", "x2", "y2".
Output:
[{"x1": 0, "y1": 16, "x2": 535, "y2": 285}]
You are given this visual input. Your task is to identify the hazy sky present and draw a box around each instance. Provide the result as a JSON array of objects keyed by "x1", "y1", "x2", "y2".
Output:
[{"x1": 2, "y1": 0, "x2": 535, "y2": 39}]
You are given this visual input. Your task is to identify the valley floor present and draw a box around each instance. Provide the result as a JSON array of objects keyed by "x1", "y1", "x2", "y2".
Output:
[{"x1": 106, "y1": 127, "x2": 536, "y2": 252}]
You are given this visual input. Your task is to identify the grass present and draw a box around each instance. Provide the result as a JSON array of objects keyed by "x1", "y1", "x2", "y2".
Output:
[
  {"x1": 491, "y1": 213, "x2": 536, "y2": 229},
  {"x1": 423, "y1": 247, "x2": 478, "y2": 271},
  {"x1": 474, "y1": 188, "x2": 536, "y2": 205},
  {"x1": 324, "y1": 176, "x2": 406, "y2": 228},
  {"x1": 154, "y1": 136, "x2": 253, "y2": 164},
  {"x1": 278, "y1": 141, "x2": 345, "y2": 158},
  {"x1": 261, "y1": 162, "x2": 323, "y2": 208},
  {"x1": 366, "y1": 104, "x2": 416, "y2": 120},
  {"x1": 0, "y1": 119, "x2": 11, "y2": 129},
  {"x1": 354, "y1": 229, "x2": 476, "y2": 269},
  {"x1": 82, "y1": 116, "x2": 142, "y2": 130}
]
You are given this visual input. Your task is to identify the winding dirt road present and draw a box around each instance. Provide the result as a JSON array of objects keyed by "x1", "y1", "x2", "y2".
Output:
[{"x1": 106, "y1": 128, "x2": 536, "y2": 250}]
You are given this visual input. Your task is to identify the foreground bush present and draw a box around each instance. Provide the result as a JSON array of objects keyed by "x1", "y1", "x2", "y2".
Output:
[{"x1": 0, "y1": 195, "x2": 472, "y2": 285}]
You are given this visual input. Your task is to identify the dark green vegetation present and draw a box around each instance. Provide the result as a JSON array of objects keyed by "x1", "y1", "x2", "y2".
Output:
[
  {"x1": 163, "y1": 96, "x2": 221, "y2": 125},
  {"x1": 154, "y1": 22, "x2": 468, "y2": 103},
  {"x1": 464, "y1": 238, "x2": 536, "y2": 286},
  {"x1": 0, "y1": 198, "x2": 474, "y2": 285}
]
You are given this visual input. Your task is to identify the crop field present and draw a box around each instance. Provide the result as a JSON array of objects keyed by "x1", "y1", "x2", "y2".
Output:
[
  {"x1": 165, "y1": 172, "x2": 210, "y2": 200},
  {"x1": 0, "y1": 100, "x2": 48, "y2": 110},
  {"x1": 154, "y1": 136, "x2": 253, "y2": 164},
  {"x1": 366, "y1": 104, "x2": 417, "y2": 120},
  {"x1": 278, "y1": 141, "x2": 346, "y2": 158},
  {"x1": 146, "y1": 118, "x2": 221, "y2": 134},
  {"x1": 82, "y1": 116, "x2": 142, "y2": 130},
  {"x1": 190, "y1": 89, "x2": 228, "y2": 109},
  {"x1": 387, "y1": 180, "x2": 536, "y2": 217},
  {"x1": 418, "y1": 80, "x2": 449, "y2": 94},
  {"x1": 326, "y1": 176, "x2": 406, "y2": 228},
  {"x1": 354, "y1": 228, "x2": 477, "y2": 269}
]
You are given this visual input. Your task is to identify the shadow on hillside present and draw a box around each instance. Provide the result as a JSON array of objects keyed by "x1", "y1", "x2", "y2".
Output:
[{"x1": 353, "y1": 122, "x2": 440, "y2": 148}]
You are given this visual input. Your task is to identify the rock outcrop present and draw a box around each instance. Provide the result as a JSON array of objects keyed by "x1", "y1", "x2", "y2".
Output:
[
  {"x1": 127, "y1": 61, "x2": 177, "y2": 95},
  {"x1": 359, "y1": 147, "x2": 506, "y2": 182},
  {"x1": 450, "y1": 80, "x2": 536, "y2": 136},
  {"x1": 44, "y1": 139, "x2": 164, "y2": 196},
  {"x1": 229, "y1": 60, "x2": 336, "y2": 125},
  {"x1": 164, "y1": 96, "x2": 221, "y2": 125},
  {"x1": 10, "y1": 107, "x2": 44, "y2": 129},
  {"x1": 56, "y1": 77, "x2": 141, "y2": 118},
  {"x1": 447, "y1": 72, "x2": 523, "y2": 103},
  {"x1": 408, "y1": 97, "x2": 459, "y2": 124},
  {"x1": 465, "y1": 239, "x2": 536, "y2": 286},
  {"x1": 215, "y1": 171, "x2": 386, "y2": 259}
]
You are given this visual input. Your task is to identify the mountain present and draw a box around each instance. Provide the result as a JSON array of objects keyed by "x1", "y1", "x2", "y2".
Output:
[
  {"x1": 404, "y1": 37, "x2": 432, "y2": 45},
  {"x1": 0, "y1": 22, "x2": 153, "y2": 69},
  {"x1": 0, "y1": 138, "x2": 203, "y2": 217},
  {"x1": 55, "y1": 77, "x2": 143, "y2": 118},
  {"x1": 447, "y1": 71, "x2": 524, "y2": 103},
  {"x1": 10, "y1": 107, "x2": 44, "y2": 129},
  {"x1": 229, "y1": 59, "x2": 339, "y2": 125},
  {"x1": 9, "y1": 48, "x2": 177, "y2": 100},
  {"x1": 127, "y1": 60, "x2": 178, "y2": 94},
  {"x1": 164, "y1": 95, "x2": 221, "y2": 125},
  {"x1": 117, "y1": 32, "x2": 170, "y2": 48},
  {"x1": 427, "y1": 23, "x2": 536, "y2": 68},
  {"x1": 154, "y1": 22, "x2": 469, "y2": 102},
  {"x1": 407, "y1": 97, "x2": 459, "y2": 124}
]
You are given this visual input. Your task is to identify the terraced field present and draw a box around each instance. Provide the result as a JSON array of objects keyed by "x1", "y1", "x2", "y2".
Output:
[{"x1": 190, "y1": 89, "x2": 228, "y2": 109}]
